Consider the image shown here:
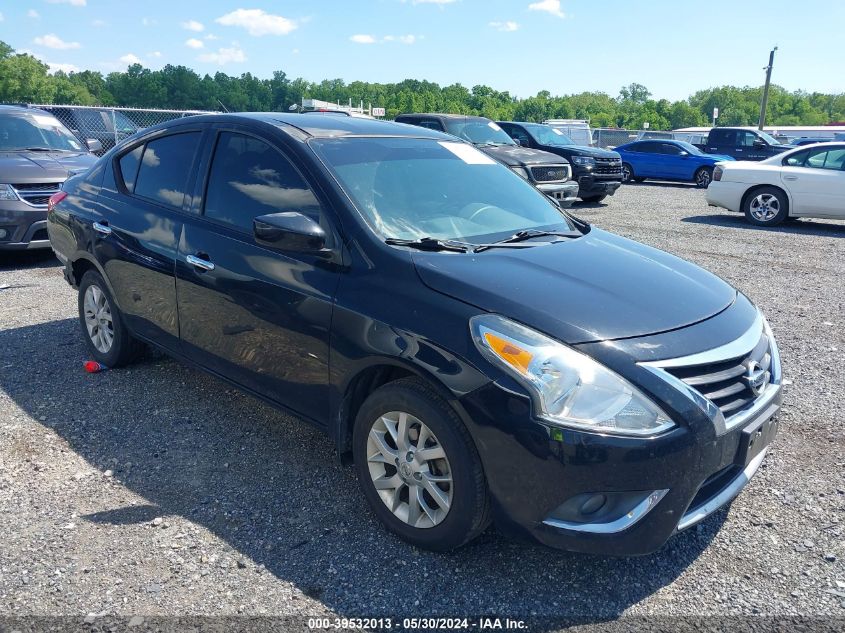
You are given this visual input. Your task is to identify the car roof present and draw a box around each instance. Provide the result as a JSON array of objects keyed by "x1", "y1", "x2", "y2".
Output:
[
  {"x1": 396, "y1": 113, "x2": 489, "y2": 122},
  {"x1": 147, "y1": 112, "x2": 452, "y2": 140},
  {"x1": 0, "y1": 104, "x2": 55, "y2": 117}
]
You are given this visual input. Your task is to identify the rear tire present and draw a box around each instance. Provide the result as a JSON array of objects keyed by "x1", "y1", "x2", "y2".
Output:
[
  {"x1": 580, "y1": 194, "x2": 607, "y2": 203},
  {"x1": 77, "y1": 270, "x2": 143, "y2": 367},
  {"x1": 352, "y1": 377, "x2": 490, "y2": 551},
  {"x1": 621, "y1": 163, "x2": 635, "y2": 183},
  {"x1": 743, "y1": 186, "x2": 789, "y2": 226},
  {"x1": 694, "y1": 167, "x2": 713, "y2": 188}
]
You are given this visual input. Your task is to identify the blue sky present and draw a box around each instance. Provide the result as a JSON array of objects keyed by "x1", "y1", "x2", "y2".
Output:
[{"x1": 1, "y1": 0, "x2": 842, "y2": 101}]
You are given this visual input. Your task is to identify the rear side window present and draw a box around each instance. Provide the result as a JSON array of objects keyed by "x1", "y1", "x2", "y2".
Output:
[
  {"x1": 633, "y1": 142, "x2": 656, "y2": 153},
  {"x1": 709, "y1": 129, "x2": 733, "y2": 145},
  {"x1": 118, "y1": 145, "x2": 143, "y2": 192},
  {"x1": 203, "y1": 131, "x2": 322, "y2": 232},
  {"x1": 133, "y1": 132, "x2": 201, "y2": 209}
]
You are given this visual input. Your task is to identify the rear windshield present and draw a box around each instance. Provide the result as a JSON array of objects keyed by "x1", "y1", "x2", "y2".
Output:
[
  {"x1": 442, "y1": 120, "x2": 517, "y2": 146},
  {"x1": 312, "y1": 137, "x2": 575, "y2": 243}
]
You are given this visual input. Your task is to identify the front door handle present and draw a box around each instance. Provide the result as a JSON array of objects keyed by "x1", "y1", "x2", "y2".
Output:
[
  {"x1": 92, "y1": 221, "x2": 112, "y2": 236},
  {"x1": 783, "y1": 175, "x2": 798, "y2": 181},
  {"x1": 186, "y1": 254, "x2": 215, "y2": 271}
]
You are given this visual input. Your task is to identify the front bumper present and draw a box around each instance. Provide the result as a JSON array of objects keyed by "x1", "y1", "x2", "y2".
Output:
[
  {"x1": 0, "y1": 204, "x2": 51, "y2": 250},
  {"x1": 456, "y1": 315, "x2": 782, "y2": 556},
  {"x1": 536, "y1": 181, "x2": 580, "y2": 208},
  {"x1": 575, "y1": 175, "x2": 622, "y2": 198}
]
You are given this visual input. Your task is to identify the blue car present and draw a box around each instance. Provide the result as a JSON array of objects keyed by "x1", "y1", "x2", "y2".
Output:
[{"x1": 615, "y1": 139, "x2": 734, "y2": 188}]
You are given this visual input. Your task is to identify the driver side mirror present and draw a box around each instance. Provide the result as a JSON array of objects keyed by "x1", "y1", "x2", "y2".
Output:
[
  {"x1": 86, "y1": 139, "x2": 103, "y2": 153},
  {"x1": 253, "y1": 212, "x2": 331, "y2": 257}
]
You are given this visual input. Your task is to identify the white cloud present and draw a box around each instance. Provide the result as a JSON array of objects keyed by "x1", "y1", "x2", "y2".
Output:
[
  {"x1": 46, "y1": 0, "x2": 86, "y2": 6},
  {"x1": 28, "y1": 9, "x2": 41, "y2": 18},
  {"x1": 0, "y1": 12, "x2": 4, "y2": 22},
  {"x1": 489, "y1": 21, "x2": 519, "y2": 32},
  {"x1": 185, "y1": 38, "x2": 204, "y2": 49},
  {"x1": 120, "y1": 53, "x2": 142, "y2": 65},
  {"x1": 33, "y1": 34, "x2": 81, "y2": 50},
  {"x1": 205, "y1": 33, "x2": 219, "y2": 40},
  {"x1": 91, "y1": 19, "x2": 106, "y2": 27},
  {"x1": 182, "y1": 20, "x2": 204, "y2": 32},
  {"x1": 292, "y1": 48, "x2": 300, "y2": 55},
  {"x1": 384, "y1": 34, "x2": 417, "y2": 44},
  {"x1": 350, "y1": 34, "x2": 376, "y2": 44},
  {"x1": 149, "y1": 51, "x2": 162, "y2": 58},
  {"x1": 198, "y1": 46, "x2": 247, "y2": 65},
  {"x1": 141, "y1": 17, "x2": 156, "y2": 26},
  {"x1": 47, "y1": 62, "x2": 79, "y2": 74},
  {"x1": 215, "y1": 9, "x2": 297, "y2": 36},
  {"x1": 528, "y1": 0, "x2": 565, "y2": 18}
]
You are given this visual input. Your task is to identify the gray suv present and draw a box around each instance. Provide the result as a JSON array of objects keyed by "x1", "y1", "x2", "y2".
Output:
[{"x1": 0, "y1": 106, "x2": 99, "y2": 250}]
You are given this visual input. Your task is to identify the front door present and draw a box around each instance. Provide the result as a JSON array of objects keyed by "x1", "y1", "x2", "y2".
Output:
[
  {"x1": 175, "y1": 127, "x2": 341, "y2": 424},
  {"x1": 781, "y1": 146, "x2": 845, "y2": 217}
]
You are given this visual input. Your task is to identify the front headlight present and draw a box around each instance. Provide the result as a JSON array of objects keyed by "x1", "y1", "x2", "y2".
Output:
[
  {"x1": 0, "y1": 184, "x2": 19, "y2": 201},
  {"x1": 470, "y1": 314, "x2": 675, "y2": 437},
  {"x1": 570, "y1": 156, "x2": 596, "y2": 167},
  {"x1": 510, "y1": 166, "x2": 530, "y2": 180}
]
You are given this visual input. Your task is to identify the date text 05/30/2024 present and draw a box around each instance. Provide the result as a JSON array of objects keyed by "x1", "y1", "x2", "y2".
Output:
[{"x1": 307, "y1": 617, "x2": 528, "y2": 630}]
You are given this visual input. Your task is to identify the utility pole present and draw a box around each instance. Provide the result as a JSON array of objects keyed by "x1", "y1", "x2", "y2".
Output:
[{"x1": 758, "y1": 46, "x2": 777, "y2": 131}]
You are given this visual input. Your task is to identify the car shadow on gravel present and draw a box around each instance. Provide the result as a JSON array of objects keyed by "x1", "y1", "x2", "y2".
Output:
[
  {"x1": 0, "y1": 250, "x2": 59, "y2": 271},
  {"x1": 683, "y1": 214, "x2": 845, "y2": 237},
  {"x1": 1, "y1": 317, "x2": 725, "y2": 624}
]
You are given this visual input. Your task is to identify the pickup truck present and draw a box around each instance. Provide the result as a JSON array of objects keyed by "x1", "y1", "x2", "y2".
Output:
[
  {"x1": 394, "y1": 114, "x2": 579, "y2": 207},
  {"x1": 701, "y1": 128, "x2": 794, "y2": 161}
]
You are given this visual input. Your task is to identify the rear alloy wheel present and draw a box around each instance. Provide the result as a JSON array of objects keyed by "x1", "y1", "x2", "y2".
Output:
[
  {"x1": 743, "y1": 186, "x2": 788, "y2": 226},
  {"x1": 621, "y1": 163, "x2": 634, "y2": 183},
  {"x1": 694, "y1": 167, "x2": 713, "y2": 188},
  {"x1": 77, "y1": 270, "x2": 143, "y2": 367},
  {"x1": 352, "y1": 378, "x2": 490, "y2": 550}
]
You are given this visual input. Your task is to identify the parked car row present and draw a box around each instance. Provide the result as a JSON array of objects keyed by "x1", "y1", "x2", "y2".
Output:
[{"x1": 47, "y1": 112, "x2": 784, "y2": 555}]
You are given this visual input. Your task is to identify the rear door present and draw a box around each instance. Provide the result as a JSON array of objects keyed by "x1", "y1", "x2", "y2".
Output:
[
  {"x1": 175, "y1": 125, "x2": 342, "y2": 423},
  {"x1": 628, "y1": 142, "x2": 658, "y2": 176},
  {"x1": 95, "y1": 127, "x2": 204, "y2": 350},
  {"x1": 657, "y1": 143, "x2": 687, "y2": 178},
  {"x1": 706, "y1": 128, "x2": 736, "y2": 158},
  {"x1": 781, "y1": 147, "x2": 845, "y2": 217}
]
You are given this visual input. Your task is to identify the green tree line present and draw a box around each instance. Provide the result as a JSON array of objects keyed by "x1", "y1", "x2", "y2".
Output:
[{"x1": 2, "y1": 40, "x2": 844, "y2": 129}]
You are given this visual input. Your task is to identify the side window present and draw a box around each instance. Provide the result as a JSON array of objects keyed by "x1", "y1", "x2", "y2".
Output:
[
  {"x1": 783, "y1": 150, "x2": 808, "y2": 167},
  {"x1": 134, "y1": 132, "x2": 201, "y2": 209},
  {"x1": 824, "y1": 148, "x2": 845, "y2": 170},
  {"x1": 118, "y1": 145, "x2": 143, "y2": 192},
  {"x1": 636, "y1": 142, "x2": 656, "y2": 153},
  {"x1": 710, "y1": 129, "x2": 734, "y2": 145},
  {"x1": 805, "y1": 149, "x2": 827, "y2": 169},
  {"x1": 203, "y1": 131, "x2": 322, "y2": 232},
  {"x1": 510, "y1": 127, "x2": 531, "y2": 145},
  {"x1": 738, "y1": 131, "x2": 757, "y2": 147},
  {"x1": 660, "y1": 143, "x2": 682, "y2": 155}
]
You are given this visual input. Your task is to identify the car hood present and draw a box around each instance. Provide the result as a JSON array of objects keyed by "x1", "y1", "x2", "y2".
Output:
[
  {"x1": 477, "y1": 144, "x2": 570, "y2": 167},
  {"x1": 545, "y1": 145, "x2": 620, "y2": 159},
  {"x1": 412, "y1": 228, "x2": 736, "y2": 344},
  {"x1": 0, "y1": 151, "x2": 97, "y2": 181}
]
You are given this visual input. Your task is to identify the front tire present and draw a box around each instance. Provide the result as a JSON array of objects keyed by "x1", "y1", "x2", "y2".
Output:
[
  {"x1": 694, "y1": 167, "x2": 713, "y2": 188},
  {"x1": 77, "y1": 270, "x2": 142, "y2": 367},
  {"x1": 621, "y1": 163, "x2": 634, "y2": 183},
  {"x1": 352, "y1": 378, "x2": 490, "y2": 551},
  {"x1": 743, "y1": 186, "x2": 788, "y2": 226}
]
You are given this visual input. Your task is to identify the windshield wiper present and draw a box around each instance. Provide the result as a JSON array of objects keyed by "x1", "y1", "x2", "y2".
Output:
[
  {"x1": 385, "y1": 237, "x2": 471, "y2": 253},
  {"x1": 473, "y1": 229, "x2": 579, "y2": 253},
  {"x1": 11, "y1": 147, "x2": 61, "y2": 152}
]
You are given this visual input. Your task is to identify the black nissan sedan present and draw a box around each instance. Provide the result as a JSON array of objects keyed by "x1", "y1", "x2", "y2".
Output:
[{"x1": 47, "y1": 114, "x2": 783, "y2": 555}]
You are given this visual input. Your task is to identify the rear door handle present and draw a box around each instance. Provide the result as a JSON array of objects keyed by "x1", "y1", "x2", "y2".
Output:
[
  {"x1": 186, "y1": 254, "x2": 215, "y2": 271},
  {"x1": 92, "y1": 221, "x2": 112, "y2": 236},
  {"x1": 783, "y1": 175, "x2": 798, "y2": 181}
]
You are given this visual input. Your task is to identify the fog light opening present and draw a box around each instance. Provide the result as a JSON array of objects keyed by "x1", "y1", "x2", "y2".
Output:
[
  {"x1": 579, "y1": 494, "x2": 607, "y2": 516},
  {"x1": 0, "y1": 229, "x2": 7, "y2": 240}
]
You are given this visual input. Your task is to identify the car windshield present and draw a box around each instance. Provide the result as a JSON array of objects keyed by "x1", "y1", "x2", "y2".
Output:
[
  {"x1": 312, "y1": 137, "x2": 577, "y2": 243},
  {"x1": 442, "y1": 120, "x2": 516, "y2": 146},
  {"x1": 0, "y1": 112, "x2": 84, "y2": 152},
  {"x1": 525, "y1": 124, "x2": 575, "y2": 146},
  {"x1": 675, "y1": 141, "x2": 703, "y2": 155},
  {"x1": 758, "y1": 131, "x2": 781, "y2": 145}
]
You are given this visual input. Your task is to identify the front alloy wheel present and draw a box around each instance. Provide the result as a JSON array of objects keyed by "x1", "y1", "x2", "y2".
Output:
[
  {"x1": 352, "y1": 378, "x2": 490, "y2": 550},
  {"x1": 695, "y1": 167, "x2": 713, "y2": 188},
  {"x1": 366, "y1": 411, "x2": 453, "y2": 528},
  {"x1": 621, "y1": 163, "x2": 634, "y2": 183}
]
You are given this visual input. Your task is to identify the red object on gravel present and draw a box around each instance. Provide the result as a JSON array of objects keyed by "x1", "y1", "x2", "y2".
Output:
[{"x1": 83, "y1": 361, "x2": 107, "y2": 373}]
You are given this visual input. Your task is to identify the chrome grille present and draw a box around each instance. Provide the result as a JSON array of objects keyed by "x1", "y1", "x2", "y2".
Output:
[
  {"x1": 530, "y1": 165, "x2": 570, "y2": 183},
  {"x1": 664, "y1": 332, "x2": 773, "y2": 418},
  {"x1": 11, "y1": 182, "x2": 63, "y2": 208}
]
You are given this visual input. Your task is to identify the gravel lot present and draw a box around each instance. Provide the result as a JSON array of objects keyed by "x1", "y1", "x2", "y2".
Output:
[{"x1": 1, "y1": 183, "x2": 843, "y2": 626}]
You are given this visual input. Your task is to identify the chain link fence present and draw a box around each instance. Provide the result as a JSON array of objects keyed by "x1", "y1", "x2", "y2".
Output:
[{"x1": 26, "y1": 104, "x2": 215, "y2": 155}]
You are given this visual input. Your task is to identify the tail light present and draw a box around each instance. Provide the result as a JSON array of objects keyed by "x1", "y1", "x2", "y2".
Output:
[
  {"x1": 48, "y1": 191, "x2": 68, "y2": 213},
  {"x1": 712, "y1": 166, "x2": 723, "y2": 182}
]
